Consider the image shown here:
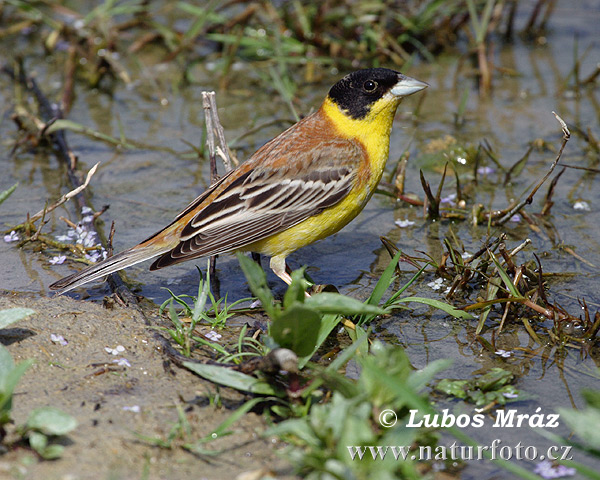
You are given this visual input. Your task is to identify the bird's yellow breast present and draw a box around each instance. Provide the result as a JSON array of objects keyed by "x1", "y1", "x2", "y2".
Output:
[{"x1": 246, "y1": 94, "x2": 401, "y2": 258}]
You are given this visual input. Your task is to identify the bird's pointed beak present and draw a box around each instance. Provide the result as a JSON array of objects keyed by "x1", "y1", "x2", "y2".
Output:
[{"x1": 391, "y1": 75, "x2": 429, "y2": 98}]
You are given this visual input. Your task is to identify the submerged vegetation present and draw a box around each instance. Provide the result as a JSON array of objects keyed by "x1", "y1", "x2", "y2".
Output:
[{"x1": 1, "y1": 0, "x2": 600, "y2": 479}]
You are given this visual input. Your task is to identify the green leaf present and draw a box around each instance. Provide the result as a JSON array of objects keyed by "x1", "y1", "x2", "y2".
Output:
[
  {"x1": 298, "y1": 313, "x2": 342, "y2": 369},
  {"x1": 488, "y1": 250, "x2": 523, "y2": 298},
  {"x1": 182, "y1": 362, "x2": 282, "y2": 396},
  {"x1": 0, "y1": 183, "x2": 18, "y2": 206},
  {"x1": 28, "y1": 431, "x2": 48, "y2": 453},
  {"x1": 394, "y1": 296, "x2": 473, "y2": 319},
  {"x1": 0, "y1": 344, "x2": 16, "y2": 385},
  {"x1": 0, "y1": 354, "x2": 33, "y2": 414},
  {"x1": 26, "y1": 407, "x2": 78, "y2": 436},
  {"x1": 270, "y1": 304, "x2": 321, "y2": 357},
  {"x1": 304, "y1": 293, "x2": 385, "y2": 316},
  {"x1": 0, "y1": 308, "x2": 36, "y2": 329},
  {"x1": 37, "y1": 444, "x2": 65, "y2": 460},
  {"x1": 473, "y1": 367, "x2": 513, "y2": 391},
  {"x1": 366, "y1": 249, "x2": 403, "y2": 306},
  {"x1": 435, "y1": 378, "x2": 469, "y2": 399},
  {"x1": 236, "y1": 252, "x2": 276, "y2": 318}
]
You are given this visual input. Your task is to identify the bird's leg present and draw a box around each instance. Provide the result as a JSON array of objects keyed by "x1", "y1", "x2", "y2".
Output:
[
  {"x1": 270, "y1": 255, "x2": 293, "y2": 286},
  {"x1": 270, "y1": 255, "x2": 311, "y2": 298}
]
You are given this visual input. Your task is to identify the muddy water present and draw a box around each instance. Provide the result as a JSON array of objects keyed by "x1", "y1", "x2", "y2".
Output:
[{"x1": 1, "y1": 0, "x2": 600, "y2": 479}]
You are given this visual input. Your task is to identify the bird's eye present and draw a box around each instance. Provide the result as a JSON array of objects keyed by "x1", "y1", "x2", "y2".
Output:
[{"x1": 363, "y1": 80, "x2": 378, "y2": 92}]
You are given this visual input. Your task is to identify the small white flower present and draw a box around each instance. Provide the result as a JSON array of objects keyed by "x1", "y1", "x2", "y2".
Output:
[
  {"x1": 105, "y1": 345, "x2": 126, "y2": 355},
  {"x1": 503, "y1": 392, "x2": 519, "y2": 399},
  {"x1": 495, "y1": 349, "x2": 512, "y2": 358},
  {"x1": 81, "y1": 206, "x2": 93, "y2": 215},
  {"x1": 205, "y1": 330, "x2": 222, "y2": 342},
  {"x1": 4, "y1": 231, "x2": 19, "y2": 242},
  {"x1": 395, "y1": 219, "x2": 415, "y2": 228},
  {"x1": 461, "y1": 252, "x2": 472, "y2": 259},
  {"x1": 573, "y1": 201, "x2": 590, "y2": 211},
  {"x1": 427, "y1": 278, "x2": 445, "y2": 290},
  {"x1": 50, "y1": 333, "x2": 68, "y2": 346},
  {"x1": 122, "y1": 405, "x2": 141, "y2": 413},
  {"x1": 49, "y1": 255, "x2": 67, "y2": 265}
]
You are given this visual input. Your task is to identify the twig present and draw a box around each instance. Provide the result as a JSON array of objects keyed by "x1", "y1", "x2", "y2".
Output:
[
  {"x1": 202, "y1": 91, "x2": 233, "y2": 296},
  {"x1": 494, "y1": 112, "x2": 570, "y2": 225},
  {"x1": 29, "y1": 162, "x2": 99, "y2": 223}
]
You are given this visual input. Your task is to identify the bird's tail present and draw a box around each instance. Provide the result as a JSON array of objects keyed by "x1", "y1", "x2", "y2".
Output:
[{"x1": 49, "y1": 245, "x2": 168, "y2": 295}]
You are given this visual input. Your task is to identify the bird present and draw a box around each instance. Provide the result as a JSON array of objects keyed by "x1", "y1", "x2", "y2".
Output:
[{"x1": 50, "y1": 68, "x2": 428, "y2": 295}]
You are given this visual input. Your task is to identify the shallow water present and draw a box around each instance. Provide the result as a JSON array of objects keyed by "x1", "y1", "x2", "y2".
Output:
[{"x1": 1, "y1": 1, "x2": 600, "y2": 478}]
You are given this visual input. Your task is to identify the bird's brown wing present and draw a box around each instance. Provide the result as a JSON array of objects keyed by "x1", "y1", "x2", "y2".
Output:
[{"x1": 150, "y1": 137, "x2": 364, "y2": 270}]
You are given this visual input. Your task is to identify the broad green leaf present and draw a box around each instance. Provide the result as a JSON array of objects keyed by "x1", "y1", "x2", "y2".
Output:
[
  {"x1": 26, "y1": 407, "x2": 78, "y2": 436},
  {"x1": 270, "y1": 304, "x2": 321, "y2": 357},
  {"x1": 37, "y1": 444, "x2": 65, "y2": 460},
  {"x1": 28, "y1": 431, "x2": 48, "y2": 453},
  {"x1": 435, "y1": 378, "x2": 469, "y2": 399},
  {"x1": 395, "y1": 296, "x2": 473, "y2": 319},
  {"x1": 0, "y1": 308, "x2": 36, "y2": 329},
  {"x1": 304, "y1": 293, "x2": 385, "y2": 316},
  {"x1": 298, "y1": 313, "x2": 342, "y2": 369},
  {"x1": 183, "y1": 362, "x2": 282, "y2": 396}
]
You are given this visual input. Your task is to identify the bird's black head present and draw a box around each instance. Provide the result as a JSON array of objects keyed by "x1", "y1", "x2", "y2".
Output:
[
  {"x1": 328, "y1": 68, "x2": 401, "y2": 120},
  {"x1": 327, "y1": 68, "x2": 426, "y2": 120}
]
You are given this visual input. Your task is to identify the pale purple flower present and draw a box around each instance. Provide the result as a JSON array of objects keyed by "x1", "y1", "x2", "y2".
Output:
[
  {"x1": 440, "y1": 193, "x2": 457, "y2": 205},
  {"x1": 50, "y1": 333, "x2": 68, "y2": 346},
  {"x1": 4, "y1": 231, "x2": 19, "y2": 242},
  {"x1": 533, "y1": 460, "x2": 576, "y2": 479},
  {"x1": 495, "y1": 349, "x2": 512, "y2": 358},
  {"x1": 477, "y1": 166, "x2": 495, "y2": 176},
  {"x1": 510, "y1": 214, "x2": 522, "y2": 222},
  {"x1": 503, "y1": 392, "x2": 519, "y2": 399},
  {"x1": 49, "y1": 255, "x2": 67, "y2": 265},
  {"x1": 205, "y1": 330, "x2": 222, "y2": 342},
  {"x1": 112, "y1": 358, "x2": 131, "y2": 367}
]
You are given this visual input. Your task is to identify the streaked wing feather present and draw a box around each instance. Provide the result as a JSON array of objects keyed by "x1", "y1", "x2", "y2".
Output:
[{"x1": 150, "y1": 133, "x2": 364, "y2": 270}]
